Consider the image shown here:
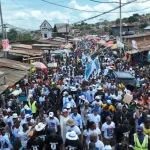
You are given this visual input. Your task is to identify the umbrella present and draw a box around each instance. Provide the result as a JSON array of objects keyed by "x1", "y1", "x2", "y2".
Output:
[{"x1": 32, "y1": 62, "x2": 47, "y2": 69}]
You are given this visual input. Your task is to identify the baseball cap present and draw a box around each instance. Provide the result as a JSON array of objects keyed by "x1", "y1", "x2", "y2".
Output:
[
  {"x1": 137, "y1": 126, "x2": 143, "y2": 132},
  {"x1": 49, "y1": 112, "x2": 54, "y2": 117}
]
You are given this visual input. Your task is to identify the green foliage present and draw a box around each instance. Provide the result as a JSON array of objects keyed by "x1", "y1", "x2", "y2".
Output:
[
  {"x1": 139, "y1": 22, "x2": 148, "y2": 29},
  {"x1": 115, "y1": 18, "x2": 120, "y2": 24},
  {"x1": 128, "y1": 16, "x2": 139, "y2": 23},
  {"x1": 7, "y1": 28, "x2": 32, "y2": 41}
]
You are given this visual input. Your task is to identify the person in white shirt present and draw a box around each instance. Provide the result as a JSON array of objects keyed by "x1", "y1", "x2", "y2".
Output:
[
  {"x1": 86, "y1": 86, "x2": 94, "y2": 103},
  {"x1": 83, "y1": 121, "x2": 101, "y2": 145},
  {"x1": 46, "y1": 112, "x2": 60, "y2": 134},
  {"x1": 62, "y1": 91, "x2": 69, "y2": 106},
  {"x1": 17, "y1": 123, "x2": 30, "y2": 148},
  {"x1": 11, "y1": 120, "x2": 23, "y2": 140},
  {"x1": 25, "y1": 114, "x2": 35, "y2": 126},
  {"x1": 39, "y1": 93, "x2": 45, "y2": 104},
  {"x1": 66, "y1": 118, "x2": 81, "y2": 139},
  {"x1": 86, "y1": 109, "x2": 101, "y2": 128},
  {"x1": 91, "y1": 96, "x2": 103, "y2": 108},
  {"x1": 63, "y1": 95, "x2": 76, "y2": 108},
  {"x1": 101, "y1": 116, "x2": 115, "y2": 146},
  {"x1": 89, "y1": 133, "x2": 105, "y2": 150}
]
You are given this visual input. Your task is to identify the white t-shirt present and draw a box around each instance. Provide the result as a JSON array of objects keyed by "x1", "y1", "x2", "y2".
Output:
[
  {"x1": 39, "y1": 96, "x2": 45, "y2": 103},
  {"x1": 12, "y1": 125, "x2": 23, "y2": 138},
  {"x1": 17, "y1": 130, "x2": 30, "y2": 147},
  {"x1": 46, "y1": 117, "x2": 60, "y2": 132},
  {"x1": 91, "y1": 101, "x2": 103, "y2": 107},
  {"x1": 67, "y1": 126, "x2": 81, "y2": 135},
  {"x1": 88, "y1": 113, "x2": 101, "y2": 127},
  {"x1": 101, "y1": 122, "x2": 115, "y2": 139},
  {"x1": 95, "y1": 140, "x2": 105, "y2": 150},
  {"x1": 83, "y1": 128, "x2": 101, "y2": 144},
  {"x1": 88, "y1": 140, "x2": 105, "y2": 150}
]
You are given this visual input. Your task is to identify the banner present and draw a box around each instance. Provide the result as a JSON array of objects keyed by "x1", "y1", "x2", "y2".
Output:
[
  {"x1": 2, "y1": 39, "x2": 9, "y2": 51},
  {"x1": 94, "y1": 57, "x2": 100, "y2": 73},
  {"x1": 85, "y1": 61, "x2": 92, "y2": 81},
  {"x1": 81, "y1": 53, "x2": 86, "y2": 65}
]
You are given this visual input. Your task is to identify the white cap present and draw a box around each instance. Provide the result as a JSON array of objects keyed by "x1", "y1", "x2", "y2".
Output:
[
  {"x1": 49, "y1": 112, "x2": 54, "y2": 117},
  {"x1": 24, "y1": 105, "x2": 30, "y2": 110},
  {"x1": 25, "y1": 114, "x2": 32, "y2": 119}
]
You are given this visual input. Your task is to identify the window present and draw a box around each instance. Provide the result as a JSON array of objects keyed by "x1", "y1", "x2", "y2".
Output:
[{"x1": 44, "y1": 34, "x2": 47, "y2": 38}]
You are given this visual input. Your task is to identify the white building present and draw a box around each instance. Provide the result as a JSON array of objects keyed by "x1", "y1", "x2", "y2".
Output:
[{"x1": 40, "y1": 20, "x2": 52, "y2": 40}]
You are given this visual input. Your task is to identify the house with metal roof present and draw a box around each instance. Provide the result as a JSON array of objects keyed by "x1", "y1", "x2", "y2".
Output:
[
  {"x1": 53, "y1": 23, "x2": 70, "y2": 37},
  {"x1": 144, "y1": 25, "x2": 150, "y2": 31}
]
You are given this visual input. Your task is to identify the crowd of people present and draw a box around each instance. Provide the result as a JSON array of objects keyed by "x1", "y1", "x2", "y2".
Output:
[{"x1": 0, "y1": 38, "x2": 150, "y2": 150}]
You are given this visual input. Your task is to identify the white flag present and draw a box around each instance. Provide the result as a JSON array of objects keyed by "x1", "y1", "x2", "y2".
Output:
[{"x1": 132, "y1": 40, "x2": 138, "y2": 49}]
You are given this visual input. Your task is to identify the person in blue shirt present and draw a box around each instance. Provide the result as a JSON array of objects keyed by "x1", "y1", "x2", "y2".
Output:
[{"x1": 70, "y1": 107, "x2": 83, "y2": 129}]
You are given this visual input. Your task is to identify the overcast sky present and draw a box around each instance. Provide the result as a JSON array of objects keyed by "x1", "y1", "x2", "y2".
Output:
[{"x1": 1, "y1": 0, "x2": 150, "y2": 30}]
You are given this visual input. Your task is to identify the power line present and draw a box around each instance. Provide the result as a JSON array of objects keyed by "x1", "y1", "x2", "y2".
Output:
[
  {"x1": 74, "y1": 0, "x2": 137, "y2": 24},
  {"x1": 41, "y1": 0, "x2": 103, "y2": 13},
  {"x1": 41, "y1": 0, "x2": 150, "y2": 14},
  {"x1": 90, "y1": 0, "x2": 125, "y2": 4},
  {"x1": 11, "y1": 0, "x2": 35, "y2": 18}
]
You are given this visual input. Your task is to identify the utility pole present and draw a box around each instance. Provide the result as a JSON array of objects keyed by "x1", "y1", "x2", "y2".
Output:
[
  {"x1": 119, "y1": 0, "x2": 122, "y2": 42},
  {"x1": 0, "y1": 0, "x2": 4, "y2": 39},
  {"x1": 4, "y1": 24, "x2": 7, "y2": 39}
]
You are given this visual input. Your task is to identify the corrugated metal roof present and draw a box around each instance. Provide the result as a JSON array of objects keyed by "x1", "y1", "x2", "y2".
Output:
[
  {"x1": 123, "y1": 34, "x2": 150, "y2": 38},
  {"x1": 144, "y1": 26, "x2": 150, "y2": 30},
  {"x1": 0, "y1": 59, "x2": 30, "y2": 71},
  {"x1": 0, "y1": 68, "x2": 28, "y2": 94}
]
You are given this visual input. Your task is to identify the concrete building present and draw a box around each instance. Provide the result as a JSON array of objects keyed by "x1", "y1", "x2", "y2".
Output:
[{"x1": 40, "y1": 20, "x2": 52, "y2": 40}]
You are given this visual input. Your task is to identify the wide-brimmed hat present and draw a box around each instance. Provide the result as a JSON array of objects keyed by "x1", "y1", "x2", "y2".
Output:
[
  {"x1": 66, "y1": 119, "x2": 75, "y2": 126},
  {"x1": 66, "y1": 131, "x2": 78, "y2": 140},
  {"x1": 35, "y1": 122, "x2": 46, "y2": 131}
]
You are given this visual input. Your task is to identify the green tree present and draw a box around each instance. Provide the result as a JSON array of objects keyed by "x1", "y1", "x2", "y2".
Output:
[
  {"x1": 139, "y1": 22, "x2": 148, "y2": 28},
  {"x1": 128, "y1": 16, "x2": 139, "y2": 23},
  {"x1": 115, "y1": 18, "x2": 120, "y2": 24},
  {"x1": 8, "y1": 28, "x2": 18, "y2": 41}
]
